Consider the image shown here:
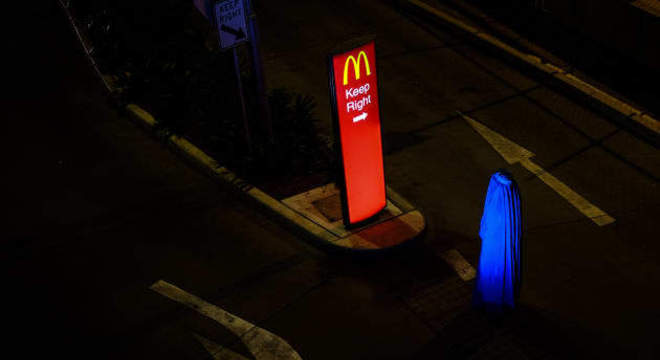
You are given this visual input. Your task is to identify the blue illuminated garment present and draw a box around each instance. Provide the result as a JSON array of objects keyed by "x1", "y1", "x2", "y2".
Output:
[{"x1": 473, "y1": 171, "x2": 522, "y2": 310}]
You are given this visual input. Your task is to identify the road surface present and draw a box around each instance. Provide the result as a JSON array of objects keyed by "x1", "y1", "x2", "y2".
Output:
[{"x1": 3, "y1": 1, "x2": 659, "y2": 359}]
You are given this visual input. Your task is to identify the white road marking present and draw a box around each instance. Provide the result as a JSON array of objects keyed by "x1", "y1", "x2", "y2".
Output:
[
  {"x1": 440, "y1": 249, "x2": 476, "y2": 281},
  {"x1": 460, "y1": 112, "x2": 615, "y2": 226},
  {"x1": 193, "y1": 333, "x2": 250, "y2": 360},
  {"x1": 150, "y1": 280, "x2": 303, "y2": 360}
]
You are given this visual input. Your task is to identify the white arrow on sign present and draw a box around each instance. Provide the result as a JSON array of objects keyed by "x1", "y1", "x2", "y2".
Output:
[
  {"x1": 459, "y1": 111, "x2": 615, "y2": 226},
  {"x1": 352, "y1": 112, "x2": 368, "y2": 123},
  {"x1": 151, "y1": 280, "x2": 303, "y2": 360}
]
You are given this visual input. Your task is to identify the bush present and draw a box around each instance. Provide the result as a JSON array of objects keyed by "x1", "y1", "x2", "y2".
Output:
[
  {"x1": 268, "y1": 88, "x2": 333, "y2": 175},
  {"x1": 68, "y1": 0, "x2": 333, "y2": 184}
]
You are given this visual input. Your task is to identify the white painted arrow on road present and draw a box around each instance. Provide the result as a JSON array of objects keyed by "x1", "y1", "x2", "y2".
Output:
[
  {"x1": 151, "y1": 280, "x2": 303, "y2": 360},
  {"x1": 352, "y1": 112, "x2": 368, "y2": 123},
  {"x1": 194, "y1": 333, "x2": 250, "y2": 360},
  {"x1": 460, "y1": 112, "x2": 615, "y2": 226}
]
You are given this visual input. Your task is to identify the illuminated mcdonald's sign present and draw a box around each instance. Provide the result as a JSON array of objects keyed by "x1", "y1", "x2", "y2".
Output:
[
  {"x1": 328, "y1": 40, "x2": 386, "y2": 227},
  {"x1": 343, "y1": 51, "x2": 372, "y2": 85}
]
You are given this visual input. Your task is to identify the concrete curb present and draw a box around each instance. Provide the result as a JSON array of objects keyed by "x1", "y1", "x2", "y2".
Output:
[
  {"x1": 125, "y1": 104, "x2": 341, "y2": 245},
  {"x1": 126, "y1": 103, "x2": 425, "y2": 250},
  {"x1": 401, "y1": 0, "x2": 660, "y2": 138}
]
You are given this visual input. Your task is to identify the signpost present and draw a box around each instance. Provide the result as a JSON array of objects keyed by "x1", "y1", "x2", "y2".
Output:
[
  {"x1": 244, "y1": 0, "x2": 274, "y2": 146},
  {"x1": 328, "y1": 40, "x2": 386, "y2": 227},
  {"x1": 214, "y1": 0, "x2": 249, "y2": 50},
  {"x1": 196, "y1": 0, "x2": 271, "y2": 155},
  {"x1": 214, "y1": 0, "x2": 252, "y2": 153}
]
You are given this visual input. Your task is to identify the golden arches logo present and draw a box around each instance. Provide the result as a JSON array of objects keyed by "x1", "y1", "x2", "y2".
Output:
[{"x1": 343, "y1": 51, "x2": 371, "y2": 85}]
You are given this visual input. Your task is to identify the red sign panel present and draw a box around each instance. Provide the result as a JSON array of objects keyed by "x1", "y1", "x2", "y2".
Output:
[{"x1": 329, "y1": 40, "x2": 386, "y2": 226}]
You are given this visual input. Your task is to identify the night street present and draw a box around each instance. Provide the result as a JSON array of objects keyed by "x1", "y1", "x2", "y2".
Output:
[{"x1": 4, "y1": 1, "x2": 659, "y2": 359}]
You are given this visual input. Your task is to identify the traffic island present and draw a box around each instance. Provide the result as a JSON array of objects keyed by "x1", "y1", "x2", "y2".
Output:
[
  {"x1": 61, "y1": 1, "x2": 426, "y2": 251},
  {"x1": 127, "y1": 104, "x2": 425, "y2": 251},
  {"x1": 283, "y1": 183, "x2": 425, "y2": 250}
]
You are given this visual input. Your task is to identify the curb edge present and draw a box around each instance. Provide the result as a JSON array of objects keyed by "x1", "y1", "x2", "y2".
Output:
[
  {"x1": 403, "y1": 0, "x2": 660, "y2": 136},
  {"x1": 125, "y1": 104, "x2": 341, "y2": 245}
]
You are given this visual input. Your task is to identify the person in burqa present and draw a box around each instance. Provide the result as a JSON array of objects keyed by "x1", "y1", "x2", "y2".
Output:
[{"x1": 473, "y1": 171, "x2": 522, "y2": 311}]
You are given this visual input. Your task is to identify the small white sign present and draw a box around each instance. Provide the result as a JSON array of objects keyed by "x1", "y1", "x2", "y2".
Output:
[{"x1": 214, "y1": 0, "x2": 248, "y2": 50}]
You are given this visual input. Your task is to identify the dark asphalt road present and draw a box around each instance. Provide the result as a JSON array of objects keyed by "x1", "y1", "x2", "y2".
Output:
[
  {"x1": 258, "y1": 0, "x2": 659, "y2": 358},
  {"x1": 3, "y1": 1, "x2": 659, "y2": 359},
  {"x1": 4, "y1": 2, "x2": 322, "y2": 358}
]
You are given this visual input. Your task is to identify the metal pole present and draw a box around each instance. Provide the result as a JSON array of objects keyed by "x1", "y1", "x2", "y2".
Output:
[
  {"x1": 233, "y1": 47, "x2": 252, "y2": 154},
  {"x1": 244, "y1": 0, "x2": 274, "y2": 145}
]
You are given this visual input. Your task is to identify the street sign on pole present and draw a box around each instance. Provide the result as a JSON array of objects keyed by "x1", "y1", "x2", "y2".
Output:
[
  {"x1": 328, "y1": 40, "x2": 386, "y2": 227},
  {"x1": 213, "y1": 0, "x2": 252, "y2": 155},
  {"x1": 214, "y1": 0, "x2": 249, "y2": 50}
]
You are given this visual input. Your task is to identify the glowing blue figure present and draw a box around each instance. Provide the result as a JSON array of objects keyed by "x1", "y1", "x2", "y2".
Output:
[{"x1": 473, "y1": 171, "x2": 522, "y2": 310}]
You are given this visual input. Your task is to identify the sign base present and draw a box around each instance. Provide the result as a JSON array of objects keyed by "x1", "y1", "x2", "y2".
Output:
[{"x1": 282, "y1": 183, "x2": 425, "y2": 250}]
